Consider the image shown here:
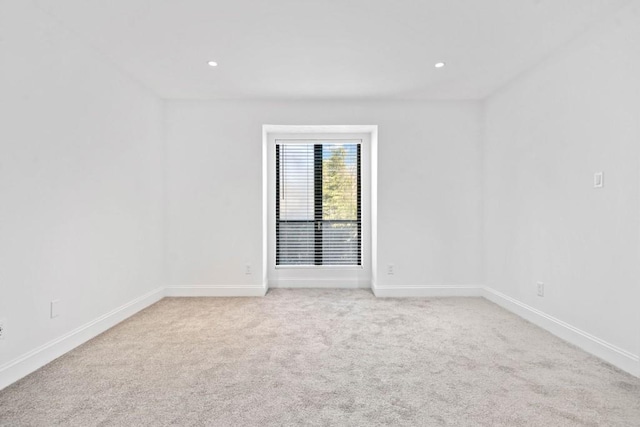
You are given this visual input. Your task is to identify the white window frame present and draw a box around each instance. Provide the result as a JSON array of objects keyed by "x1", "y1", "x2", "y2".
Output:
[{"x1": 262, "y1": 125, "x2": 377, "y2": 289}]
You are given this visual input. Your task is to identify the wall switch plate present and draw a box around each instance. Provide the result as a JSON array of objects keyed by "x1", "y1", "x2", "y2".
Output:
[
  {"x1": 387, "y1": 264, "x2": 394, "y2": 275},
  {"x1": 245, "y1": 264, "x2": 252, "y2": 275},
  {"x1": 50, "y1": 300, "x2": 60, "y2": 319},
  {"x1": 537, "y1": 282, "x2": 544, "y2": 297},
  {"x1": 0, "y1": 319, "x2": 5, "y2": 340},
  {"x1": 594, "y1": 172, "x2": 604, "y2": 188}
]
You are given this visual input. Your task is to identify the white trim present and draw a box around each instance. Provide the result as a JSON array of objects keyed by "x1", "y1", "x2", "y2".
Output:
[
  {"x1": 263, "y1": 125, "x2": 378, "y2": 134},
  {"x1": 269, "y1": 278, "x2": 371, "y2": 289},
  {"x1": 165, "y1": 285, "x2": 268, "y2": 297},
  {"x1": 262, "y1": 125, "x2": 378, "y2": 291},
  {"x1": 372, "y1": 285, "x2": 484, "y2": 298},
  {"x1": 370, "y1": 126, "x2": 378, "y2": 293},
  {"x1": 483, "y1": 286, "x2": 640, "y2": 378},
  {"x1": 0, "y1": 287, "x2": 164, "y2": 391},
  {"x1": 266, "y1": 132, "x2": 372, "y2": 285},
  {"x1": 262, "y1": 125, "x2": 269, "y2": 292}
]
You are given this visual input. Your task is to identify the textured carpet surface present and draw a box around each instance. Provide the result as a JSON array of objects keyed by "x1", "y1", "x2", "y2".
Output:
[{"x1": 1, "y1": 289, "x2": 639, "y2": 426}]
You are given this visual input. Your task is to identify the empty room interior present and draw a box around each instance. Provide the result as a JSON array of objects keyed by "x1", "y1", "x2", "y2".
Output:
[{"x1": 1, "y1": 0, "x2": 640, "y2": 425}]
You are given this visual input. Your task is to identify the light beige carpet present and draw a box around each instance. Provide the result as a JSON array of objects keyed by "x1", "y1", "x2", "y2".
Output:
[{"x1": 0, "y1": 289, "x2": 639, "y2": 426}]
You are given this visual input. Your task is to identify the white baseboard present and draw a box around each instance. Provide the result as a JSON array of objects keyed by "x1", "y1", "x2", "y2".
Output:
[
  {"x1": 269, "y1": 279, "x2": 370, "y2": 289},
  {"x1": 165, "y1": 285, "x2": 268, "y2": 297},
  {"x1": 0, "y1": 286, "x2": 164, "y2": 391},
  {"x1": 372, "y1": 285, "x2": 484, "y2": 298},
  {"x1": 482, "y1": 287, "x2": 640, "y2": 378}
]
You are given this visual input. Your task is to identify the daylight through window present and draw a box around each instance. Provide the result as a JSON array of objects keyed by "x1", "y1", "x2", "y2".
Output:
[{"x1": 276, "y1": 141, "x2": 361, "y2": 266}]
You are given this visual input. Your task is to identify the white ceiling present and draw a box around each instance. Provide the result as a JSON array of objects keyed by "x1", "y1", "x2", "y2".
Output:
[{"x1": 33, "y1": 0, "x2": 630, "y2": 100}]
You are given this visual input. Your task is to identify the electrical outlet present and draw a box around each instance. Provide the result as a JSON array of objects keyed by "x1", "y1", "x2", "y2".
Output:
[
  {"x1": 0, "y1": 319, "x2": 6, "y2": 340},
  {"x1": 387, "y1": 264, "x2": 394, "y2": 275},
  {"x1": 245, "y1": 264, "x2": 252, "y2": 275},
  {"x1": 594, "y1": 172, "x2": 604, "y2": 188},
  {"x1": 537, "y1": 282, "x2": 544, "y2": 297},
  {"x1": 50, "y1": 300, "x2": 60, "y2": 319}
]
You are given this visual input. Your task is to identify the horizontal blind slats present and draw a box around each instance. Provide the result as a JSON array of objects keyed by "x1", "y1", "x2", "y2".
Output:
[{"x1": 276, "y1": 142, "x2": 361, "y2": 266}]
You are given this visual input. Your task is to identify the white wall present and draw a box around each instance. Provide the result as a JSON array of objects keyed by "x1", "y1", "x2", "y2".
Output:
[
  {"x1": 0, "y1": 0, "x2": 164, "y2": 386},
  {"x1": 483, "y1": 4, "x2": 640, "y2": 366},
  {"x1": 5, "y1": 0, "x2": 636, "y2": 390},
  {"x1": 165, "y1": 100, "x2": 482, "y2": 293}
]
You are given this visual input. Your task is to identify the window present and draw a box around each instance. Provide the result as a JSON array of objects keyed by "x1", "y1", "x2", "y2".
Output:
[
  {"x1": 276, "y1": 140, "x2": 361, "y2": 266},
  {"x1": 264, "y1": 127, "x2": 374, "y2": 288}
]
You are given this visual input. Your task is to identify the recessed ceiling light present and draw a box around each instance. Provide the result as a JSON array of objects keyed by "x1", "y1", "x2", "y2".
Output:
[
  {"x1": 435, "y1": 62, "x2": 446, "y2": 68},
  {"x1": 207, "y1": 61, "x2": 218, "y2": 67}
]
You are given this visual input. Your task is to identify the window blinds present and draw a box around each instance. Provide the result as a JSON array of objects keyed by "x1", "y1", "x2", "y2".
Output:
[{"x1": 276, "y1": 141, "x2": 361, "y2": 266}]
